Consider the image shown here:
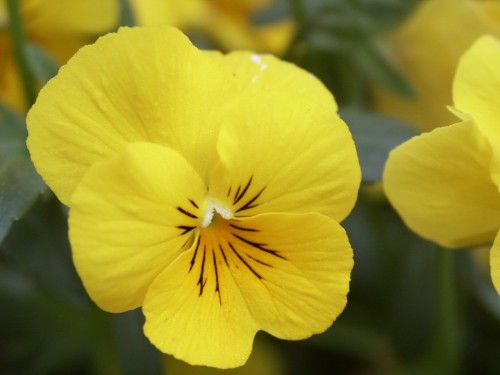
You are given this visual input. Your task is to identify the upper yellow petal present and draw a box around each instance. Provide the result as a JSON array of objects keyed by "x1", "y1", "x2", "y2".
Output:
[
  {"x1": 27, "y1": 25, "x2": 237, "y2": 204},
  {"x1": 69, "y1": 142, "x2": 207, "y2": 312},
  {"x1": 453, "y1": 35, "x2": 500, "y2": 186},
  {"x1": 209, "y1": 91, "x2": 360, "y2": 222},
  {"x1": 384, "y1": 120, "x2": 500, "y2": 248},
  {"x1": 205, "y1": 50, "x2": 336, "y2": 111}
]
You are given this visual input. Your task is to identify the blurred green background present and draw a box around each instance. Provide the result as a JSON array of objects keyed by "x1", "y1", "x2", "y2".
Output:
[{"x1": 1, "y1": 0, "x2": 500, "y2": 374}]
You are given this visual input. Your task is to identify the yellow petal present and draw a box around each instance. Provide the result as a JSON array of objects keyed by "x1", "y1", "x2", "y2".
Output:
[
  {"x1": 491, "y1": 231, "x2": 500, "y2": 295},
  {"x1": 372, "y1": 0, "x2": 500, "y2": 132},
  {"x1": 225, "y1": 213, "x2": 353, "y2": 340},
  {"x1": 384, "y1": 120, "x2": 500, "y2": 248},
  {"x1": 143, "y1": 235, "x2": 258, "y2": 369},
  {"x1": 209, "y1": 91, "x2": 360, "y2": 222},
  {"x1": 69, "y1": 142, "x2": 207, "y2": 312},
  {"x1": 453, "y1": 35, "x2": 500, "y2": 185},
  {"x1": 205, "y1": 50, "x2": 336, "y2": 111},
  {"x1": 143, "y1": 212, "x2": 352, "y2": 368},
  {"x1": 27, "y1": 26, "x2": 236, "y2": 204}
]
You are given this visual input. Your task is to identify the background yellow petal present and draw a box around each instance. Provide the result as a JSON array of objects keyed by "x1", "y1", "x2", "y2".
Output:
[
  {"x1": 143, "y1": 238, "x2": 258, "y2": 369},
  {"x1": 225, "y1": 212, "x2": 353, "y2": 340},
  {"x1": 210, "y1": 91, "x2": 360, "y2": 222},
  {"x1": 206, "y1": 50, "x2": 336, "y2": 111},
  {"x1": 453, "y1": 35, "x2": 500, "y2": 185},
  {"x1": 384, "y1": 120, "x2": 500, "y2": 248},
  {"x1": 22, "y1": 0, "x2": 119, "y2": 62},
  {"x1": 372, "y1": 0, "x2": 500, "y2": 132},
  {"x1": 491, "y1": 231, "x2": 500, "y2": 295},
  {"x1": 69, "y1": 143, "x2": 206, "y2": 312},
  {"x1": 27, "y1": 26, "x2": 236, "y2": 204}
]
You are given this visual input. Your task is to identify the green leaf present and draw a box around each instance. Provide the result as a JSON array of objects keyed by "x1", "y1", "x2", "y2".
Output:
[
  {"x1": 114, "y1": 310, "x2": 163, "y2": 375},
  {"x1": 0, "y1": 158, "x2": 46, "y2": 243},
  {"x1": 25, "y1": 43, "x2": 60, "y2": 85},
  {"x1": 353, "y1": 41, "x2": 415, "y2": 97},
  {"x1": 118, "y1": 0, "x2": 136, "y2": 27},
  {"x1": 0, "y1": 103, "x2": 27, "y2": 159},
  {"x1": 340, "y1": 108, "x2": 418, "y2": 182}
]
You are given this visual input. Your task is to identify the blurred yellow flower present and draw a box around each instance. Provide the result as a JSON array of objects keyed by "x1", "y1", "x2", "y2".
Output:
[
  {"x1": 383, "y1": 35, "x2": 500, "y2": 294},
  {"x1": 373, "y1": 0, "x2": 500, "y2": 132},
  {"x1": 26, "y1": 26, "x2": 360, "y2": 368},
  {"x1": 129, "y1": 0, "x2": 295, "y2": 54},
  {"x1": 0, "y1": 0, "x2": 118, "y2": 112}
]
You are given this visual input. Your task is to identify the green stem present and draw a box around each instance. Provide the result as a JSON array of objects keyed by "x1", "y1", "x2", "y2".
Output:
[
  {"x1": 436, "y1": 248, "x2": 459, "y2": 374},
  {"x1": 289, "y1": 0, "x2": 306, "y2": 29},
  {"x1": 6, "y1": 0, "x2": 36, "y2": 108}
]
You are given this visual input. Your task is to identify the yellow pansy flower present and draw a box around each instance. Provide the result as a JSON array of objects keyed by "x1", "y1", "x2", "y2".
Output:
[
  {"x1": 373, "y1": 0, "x2": 500, "y2": 132},
  {"x1": 26, "y1": 26, "x2": 360, "y2": 368},
  {"x1": 129, "y1": 0, "x2": 295, "y2": 54},
  {"x1": 383, "y1": 35, "x2": 500, "y2": 294},
  {"x1": 0, "y1": 0, "x2": 118, "y2": 111}
]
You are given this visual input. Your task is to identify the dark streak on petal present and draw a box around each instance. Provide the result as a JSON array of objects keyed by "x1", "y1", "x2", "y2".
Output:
[
  {"x1": 219, "y1": 244, "x2": 230, "y2": 267},
  {"x1": 235, "y1": 186, "x2": 266, "y2": 213},
  {"x1": 228, "y1": 242, "x2": 262, "y2": 279},
  {"x1": 189, "y1": 236, "x2": 201, "y2": 272},
  {"x1": 189, "y1": 199, "x2": 199, "y2": 209},
  {"x1": 229, "y1": 223, "x2": 259, "y2": 232},
  {"x1": 197, "y1": 246, "x2": 207, "y2": 296},
  {"x1": 213, "y1": 251, "x2": 222, "y2": 305},
  {"x1": 247, "y1": 254, "x2": 273, "y2": 267},
  {"x1": 232, "y1": 232, "x2": 286, "y2": 260},
  {"x1": 234, "y1": 176, "x2": 253, "y2": 205},
  {"x1": 177, "y1": 206, "x2": 198, "y2": 219},
  {"x1": 227, "y1": 186, "x2": 232, "y2": 198},
  {"x1": 176, "y1": 225, "x2": 195, "y2": 235}
]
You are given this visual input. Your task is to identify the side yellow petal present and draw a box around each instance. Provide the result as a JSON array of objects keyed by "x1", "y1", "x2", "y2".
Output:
[
  {"x1": 143, "y1": 236, "x2": 258, "y2": 369},
  {"x1": 224, "y1": 213, "x2": 353, "y2": 340},
  {"x1": 491, "y1": 230, "x2": 500, "y2": 295},
  {"x1": 69, "y1": 142, "x2": 207, "y2": 312},
  {"x1": 205, "y1": 50, "x2": 336, "y2": 111},
  {"x1": 210, "y1": 91, "x2": 360, "y2": 222},
  {"x1": 384, "y1": 120, "x2": 500, "y2": 248},
  {"x1": 453, "y1": 35, "x2": 500, "y2": 185},
  {"x1": 27, "y1": 26, "x2": 237, "y2": 204}
]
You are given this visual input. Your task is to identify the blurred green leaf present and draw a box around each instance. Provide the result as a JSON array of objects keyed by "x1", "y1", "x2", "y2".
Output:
[
  {"x1": 115, "y1": 310, "x2": 163, "y2": 375},
  {"x1": 352, "y1": 41, "x2": 415, "y2": 97},
  {"x1": 119, "y1": 0, "x2": 136, "y2": 27},
  {"x1": 340, "y1": 108, "x2": 418, "y2": 182},
  {"x1": 0, "y1": 196, "x2": 120, "y2": 375},
  {"x1": 0, "y1": 158, "x2": 46, "y2": 243},
  {"x1": 25, "y1": 43, "x2": 60, "y2": 85},
  {"x1": 0, "y1": 103, "x2": 46, "y2": 243}
]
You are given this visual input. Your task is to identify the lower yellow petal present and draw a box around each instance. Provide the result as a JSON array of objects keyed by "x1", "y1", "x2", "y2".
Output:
[
  {"x1": 69, "y1": 143, "x2": 206, "y2": 312},
  {"x1": 143, "y1": 212, "x2": 352, "y2": 369},
  {"x1": 384, "y1": 120, "x2": 500, "y2": 248},
  {"x1": 143, "y1": 235, "x2": 258, "y2": 369},
  {"x1": 210, "y1": 91, "x2": 360, "y2": 222},
  {"x1": 491, "y1": 231, "x2": 500, "y2": 295}
]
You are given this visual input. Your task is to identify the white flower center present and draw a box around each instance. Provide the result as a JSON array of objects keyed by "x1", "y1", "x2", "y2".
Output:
[{"x1": 201, "y1": 200, "x2": 233, "y2": 228}]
